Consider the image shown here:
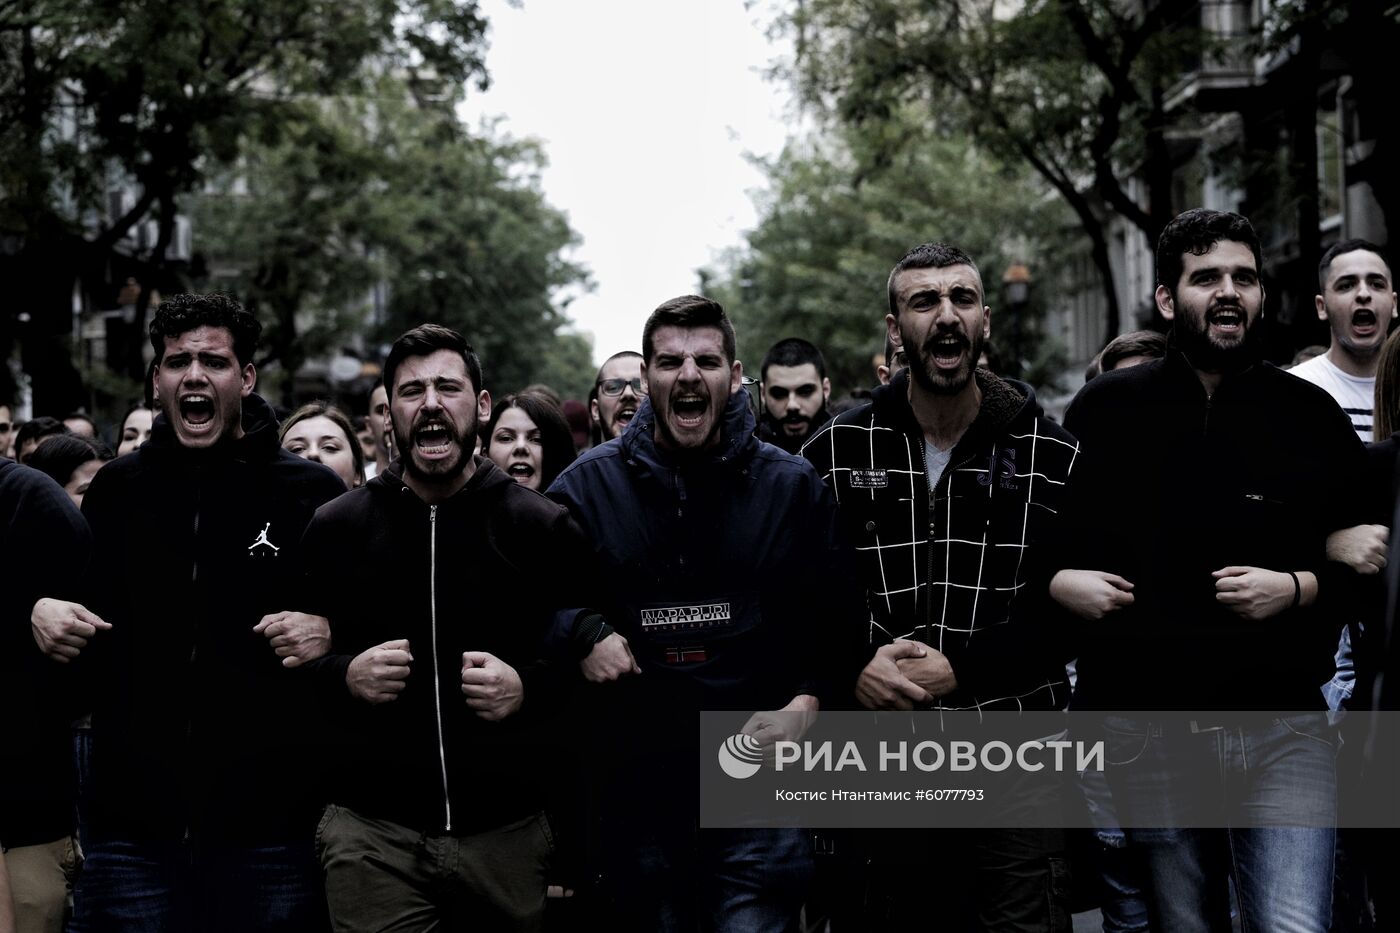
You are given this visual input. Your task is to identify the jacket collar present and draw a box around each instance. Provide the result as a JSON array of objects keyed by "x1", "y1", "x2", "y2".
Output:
[
  {"x1": 620, "y1": 384, "x2": 759, "y2": 471},
  {"x1": 872, "y1": 367, "x2": 1035, "y2": 447},
  {"x1": 370, "y1": 454, "x2": 515, "y2": 504},
  {"x1": 147, "y1": 393, "x2": 280, "y2": 463}
]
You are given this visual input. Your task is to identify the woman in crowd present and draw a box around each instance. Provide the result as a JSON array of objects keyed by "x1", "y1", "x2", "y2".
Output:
[
  {"x1": 25, "y1": 435, "x2": 114, "y2": 508},
  {"x1": 279, "y1": 402, "x2": 365, "y2": 491},
  {"x1": 483, "y1": 392, "x2": 576, "y2": 491},
  {"x1": 115, "y1": 403, "x2": 154, "y2": 456}
]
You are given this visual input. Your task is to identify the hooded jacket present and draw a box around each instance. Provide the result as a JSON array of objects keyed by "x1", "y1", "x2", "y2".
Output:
[
  {"x1": 801, "y1": 368, "x2": 1080, "y2": 711},
  {"x1": 547, "y1": 388, "x2": 867, "y2": 716},
  {"x1": 1061, "y1": 349, "x2": 1366, "y2": 710},
  {"x1": 79, "y1": 394, "x2": 348, "y2": 844},
  {"x1": 0, "y1": 460, "x2": 91, "y2": 848},
  {"x1": 300, "y1": 458, "x2": 600, "y2": 836}
]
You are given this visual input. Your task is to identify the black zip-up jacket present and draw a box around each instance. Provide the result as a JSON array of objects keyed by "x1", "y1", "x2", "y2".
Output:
[
  {"x1": 0, "y1": 460, "x2": 91, "y2": 848},
  {"x1": 1061, "y1": 350, "x2": 1366, "y2": 710},
  {"x1": 802, "y1": 368, "x2": 1080, "y2": 711},
  {"x1": 79, "y1": 396, "x2": 347, "y2": 844},
  {"x1": 301, "y1": 459, "x2": 599, "y2": 836}
]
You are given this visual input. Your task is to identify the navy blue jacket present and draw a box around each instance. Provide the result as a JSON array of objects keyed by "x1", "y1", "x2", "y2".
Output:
[{"x1": 547, "y1": 388, "x2": 867, "y2": 715}]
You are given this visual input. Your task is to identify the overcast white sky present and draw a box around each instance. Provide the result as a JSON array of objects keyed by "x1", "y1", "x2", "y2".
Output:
[{"x1": 459, "y1": 0, "x2": 793, "y2": 366}]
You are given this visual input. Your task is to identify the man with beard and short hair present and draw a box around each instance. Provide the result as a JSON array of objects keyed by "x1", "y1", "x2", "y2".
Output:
[
  {"x1": 588, "y1": 350, "x2": 644, "y2": 446},
  {"x1": 547, "y1": 295, "x2": 865, "y2": 931},
  {"x1": 298, "y1": 324, "x2": 600, "y2": 932},
  {"x1": 1292, "y1": 240, "x2": 1397, "y2": 443},
  {"x1": 1052, "y1": 209, "x2": 1366, "y2": 932},
  {"x1": 758, "y1": 338, "x2": 831, "y2": 453},
  {"x1": 57, "y1": 293, "x2": 347, "y2": 932},
  {"x1": 801, "y1": 243, "x2": 1080, "y2": 929}
]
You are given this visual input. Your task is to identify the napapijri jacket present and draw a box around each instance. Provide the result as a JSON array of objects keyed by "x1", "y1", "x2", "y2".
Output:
[
  {"x1": 301, "y1": 459, "x2": 601, "y2": 836},
  {"x1": 547, "y1": 389, "x2": 869, "y2": 715},
  {"x1": 801, "y1": 368, "x2": 1080, "y2": 712},
  {"x1": 79, "y1": 395, "x2": 347, "y2": 843}
]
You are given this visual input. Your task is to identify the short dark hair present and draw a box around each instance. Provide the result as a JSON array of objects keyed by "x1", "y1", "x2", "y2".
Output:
[
  {"x1": 382, "y1": 324, "x2": 483, "y2": 402},
  {"x1": 1155, "y1": 209, "x2": 1263, "y2": 295},
  {"x1": 26, "y1": 434, "x2": 113, "y2": 486},
  {"x1": 887, "y1": 243, "x2": 981, "y2": 317},
  {"x1": 1318, "y1": 238, "x2": 1391, "y2": 291},
  {"x1": 483, "y1": 392, "x2": 578, "y2": 491},
  {"x1": 641, "y1": 296, "x2": 736, "y2": 365},
  {"x1": 761, "y1": 338, "x2": 827, "y2": 383},
  {"x1": 593, "y1": 350, "x2": 643, "y2": 386},
  {"x1": 149, "y1": 294, "x2": 262, "y2": 366},
  {"x1": 15, "y1": 416, "x2": 69, "y2": 456},
  {"x1": 1100, "y1": 330, "x2": 1168, "y2": 372}
]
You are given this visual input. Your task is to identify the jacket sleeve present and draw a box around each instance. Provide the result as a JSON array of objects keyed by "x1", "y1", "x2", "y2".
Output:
[
  {"x1": 5, "y1": 468, "x2": 92, "y2": 692},
  {"x1": 950, "y1": 433, "x2": 1082, "y2": 699},
  {"x1": 789, "y1": 465, "x2": 876, "y2": 709},
  {"x1": 515, "y1": 508, "x2": 603, "y2": 717},
  {"x1": 296, "y1": 511, "x2": 356, "y2": 702}
]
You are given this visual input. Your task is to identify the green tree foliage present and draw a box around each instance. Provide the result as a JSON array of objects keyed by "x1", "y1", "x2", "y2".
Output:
[
  {"x1": 707, "y1": 117, "x2": 1071, "y2": 397},
  {"x1": 776, "y1": 0, "x2": 1206, "y2": 340},
  {"x1": 193, "y1": 76, "x2": 590, "y2": 405},
  {"x1": 0, "y1": 0, "x2": 492, "y2": 403}
]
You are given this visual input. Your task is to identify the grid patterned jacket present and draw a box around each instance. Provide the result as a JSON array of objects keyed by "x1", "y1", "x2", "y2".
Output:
[{"x1": 802, "y1": 369, "x2": 1080, "y2": 711}]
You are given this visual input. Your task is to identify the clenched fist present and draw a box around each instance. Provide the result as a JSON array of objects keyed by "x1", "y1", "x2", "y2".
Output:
[{"x1": 347, "y1": 639, "x2": 412, "y2": 704}]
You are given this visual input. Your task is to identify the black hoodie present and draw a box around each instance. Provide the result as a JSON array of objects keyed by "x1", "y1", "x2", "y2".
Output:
[
  {"x1": 301, "y1": 458, "x2": 601, "y2": 836},
  {"x1": 79, "y1": 394, "x2": 347, "y2": 844}
]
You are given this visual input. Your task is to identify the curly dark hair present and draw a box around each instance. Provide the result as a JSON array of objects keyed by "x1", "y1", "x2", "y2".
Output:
[
  {"x1": 1156, "y1": 209, "x2": 1263, "y2": 296},
  {"x1": 149, "y1": 294, "x2": 262, "y2": 366}
]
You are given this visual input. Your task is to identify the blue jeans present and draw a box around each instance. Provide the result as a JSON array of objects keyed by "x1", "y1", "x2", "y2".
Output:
[
  {"x1": 69, "y1": 837, "x2": 328, "y2": 933},
  {"x1": 1079, "y1": 767, "x2": 1150, "y2": 933},
  {"x1": 1102, "y1": 714, "x2": 1337, "y2": 933},
  {"x1": 602, "y1": 825, "x2": 813, "y2": 933}
]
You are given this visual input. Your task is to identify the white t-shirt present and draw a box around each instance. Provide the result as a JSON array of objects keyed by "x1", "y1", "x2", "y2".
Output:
[
  {"x1": 1289, "y1": 354, "x2": 1375, "y2": 442},
  {"x1": 924, "y1": 440, "x2": 953, "y2": 491}
]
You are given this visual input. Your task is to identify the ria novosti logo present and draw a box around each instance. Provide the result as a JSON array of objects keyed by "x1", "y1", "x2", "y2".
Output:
[{"x1": 717, "y1": 733, "x2": 765, "y2": 780}]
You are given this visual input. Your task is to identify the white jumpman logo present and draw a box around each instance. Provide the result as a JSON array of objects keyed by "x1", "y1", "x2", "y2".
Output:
[{"x1": 248, "y1": 523, "x2": 279, "y2": 553}]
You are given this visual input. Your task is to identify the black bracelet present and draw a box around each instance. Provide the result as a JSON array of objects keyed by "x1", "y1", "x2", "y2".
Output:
[{"x1": 1288, "y1": 570, "x2": 1301, "y2": 609}]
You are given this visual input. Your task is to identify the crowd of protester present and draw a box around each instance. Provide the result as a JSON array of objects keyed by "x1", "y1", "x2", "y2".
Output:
[{"x1": 0, "y1": 208, "x2": 1397, "y2": 932}]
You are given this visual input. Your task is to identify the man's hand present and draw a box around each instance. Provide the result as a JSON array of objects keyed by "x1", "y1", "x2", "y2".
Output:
[
  {"x1": 461, "y1": 651, "x2": 524, "y2": 721},
  {"x1": 580, "y1": 632, "x2": 641, "y2": 683},
  {"x1": 1049, "y1": 570, "x2": 1135, "y2": 620},
  {"x1": 896, "y1": 644, "x2": 958, "y2": 698},
  {"x1": 1213, "y1": 567, "x2": 1296, "y2": 620},
  {"x1": 347, "y1": 639, "x2": 412, "y2": 704},
  {"x1": 253, "y1": 612, "x2": 331, "y2": 668},
  {"x1": 742, "y1": 694, "x2": 819, "y2": 762},
  {"x1": 855, "y1": 641, "x2": 934, "y2": 710},
  {"x1": 31, "y1": 598, "x2": 110, "y2": 662},
  {"x1": 1327, "y1": 524, "x2": 1389, "y2": 575}
]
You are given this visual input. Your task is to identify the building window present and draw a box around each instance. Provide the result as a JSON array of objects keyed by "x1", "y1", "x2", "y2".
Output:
[{"x1": 1317, "y1": 103, "x2": 1343, "y2": 227}]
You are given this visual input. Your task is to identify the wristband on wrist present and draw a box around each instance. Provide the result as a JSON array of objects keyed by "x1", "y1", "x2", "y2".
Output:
[{"x1": 1287, "y1": 570, "x2": 1301, "y2": 609}]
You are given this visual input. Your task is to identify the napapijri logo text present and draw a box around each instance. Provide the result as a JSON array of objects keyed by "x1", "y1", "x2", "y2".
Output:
[{"x1": 641, "y1": 603, "x2": 732, "y2": 630}]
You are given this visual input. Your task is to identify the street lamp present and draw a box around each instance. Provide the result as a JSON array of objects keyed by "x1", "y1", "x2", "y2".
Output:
[{"x1": 1001, "y1": 263, "x2": 1033, "y2": 379}]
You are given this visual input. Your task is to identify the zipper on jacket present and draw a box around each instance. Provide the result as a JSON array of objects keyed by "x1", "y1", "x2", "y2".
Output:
[
  {"x1": 675, "y1": 473, "x2": 687, "y2": 567},
  {"x1": 428, "y1": 505, "x2": 452, "y2": 831}
]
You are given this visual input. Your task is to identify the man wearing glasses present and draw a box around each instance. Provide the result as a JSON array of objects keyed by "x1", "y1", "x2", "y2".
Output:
[{"x1": 588, "y1": 351, "x2": 645, "y2": 446}]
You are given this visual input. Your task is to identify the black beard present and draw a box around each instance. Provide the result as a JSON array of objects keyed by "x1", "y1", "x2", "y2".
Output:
[
  {"x1": 394, "y1": 414, "x2": 475, "y2": 483},
  {"x1": 761, "y1": 407, "x2": 828, "y2": 454},
  {"x1": 1173, "y1": 304, "x2": 1261, "y2": 374},
  {"x1": 906, "y1": 326, "x2": 985, "y2": 395}
]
